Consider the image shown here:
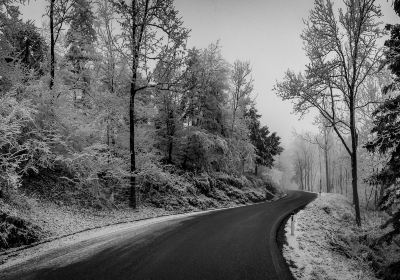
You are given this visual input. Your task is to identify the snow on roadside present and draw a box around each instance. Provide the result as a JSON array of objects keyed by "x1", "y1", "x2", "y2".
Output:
[
  {"x1": 0, "y1": 198, "x2": 268, "y2": 270},
  {"x1": 1, "y1": 198, "x2": 171, "y2": 242},
  {"x1": 283, "y1": 193, "x2": 378, "y2": 280}
]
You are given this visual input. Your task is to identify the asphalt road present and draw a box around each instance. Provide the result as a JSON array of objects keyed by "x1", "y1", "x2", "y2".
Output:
[{"x1": 1, "y1": 190, "x2": 316, "y2": 280}]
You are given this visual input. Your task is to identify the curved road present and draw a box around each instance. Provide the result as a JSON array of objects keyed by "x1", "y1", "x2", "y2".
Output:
[{"x1": 1, "y1": 190, "x2": 316, "y2": 280}]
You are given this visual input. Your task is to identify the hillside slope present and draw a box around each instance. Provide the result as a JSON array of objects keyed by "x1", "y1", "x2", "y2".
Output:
[
  {"x1": 282, "y1": 193, "x2": 400, "y2": 280},
  {"x1": 1, "y1": 168, "x2": 282, "y2": 257}
]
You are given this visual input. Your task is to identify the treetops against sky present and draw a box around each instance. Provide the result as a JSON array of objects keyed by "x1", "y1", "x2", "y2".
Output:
[{"x1": 20, "y1": 0, "x2": 398, "y2": 147}]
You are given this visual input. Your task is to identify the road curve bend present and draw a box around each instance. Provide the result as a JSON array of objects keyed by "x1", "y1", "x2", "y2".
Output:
[{"x1": 1, "y1": 190, "x2": 316, "y2": 280}]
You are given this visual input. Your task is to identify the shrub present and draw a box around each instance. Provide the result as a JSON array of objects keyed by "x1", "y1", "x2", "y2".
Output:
[{"x1": 0, "y1": 94, "x2": 59, "y2": 198}]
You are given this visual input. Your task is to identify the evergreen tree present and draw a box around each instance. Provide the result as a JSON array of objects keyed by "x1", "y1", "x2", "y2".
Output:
[
  {"x1": 0, "y1": 2, "x2": 47, "y2": 92},
  {"x1": 246, "y1": 106, "x2": 283, "y2": 175},
  {"x1": 65, "y1": 0, "x2": 96, "y2": 101},
  {"x1": 176, "y1": 44, "x2": 231, "y2": 171},
  {"x1": 366, "y1": 0, "x2": 400, "y2": 249}
]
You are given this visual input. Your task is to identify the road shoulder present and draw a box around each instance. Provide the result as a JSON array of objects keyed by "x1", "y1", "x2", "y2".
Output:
[
  {"x1": 0, "y1": 198, "x2": 279, "y2": 271},
  {"x1": 281, "y1": 193, "x2": 379, "y2": 280}
]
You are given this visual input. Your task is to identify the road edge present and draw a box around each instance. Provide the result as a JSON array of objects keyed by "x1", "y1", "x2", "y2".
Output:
[
  {"x1": 0, "y1": 192, "x2": 287, "y2": 262},
  {"x1": 271, "y1": 192, "x2": 317, "y2": 280}
]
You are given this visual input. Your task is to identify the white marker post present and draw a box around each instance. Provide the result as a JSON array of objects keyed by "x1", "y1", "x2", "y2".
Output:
[{"x1": 290, "y1": 215, "x2": 295, "y2": 236}]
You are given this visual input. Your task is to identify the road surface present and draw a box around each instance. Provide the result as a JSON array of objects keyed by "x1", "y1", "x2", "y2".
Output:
[{"x1": 0, "y1": 190, "x2": 316, "y2": 280}]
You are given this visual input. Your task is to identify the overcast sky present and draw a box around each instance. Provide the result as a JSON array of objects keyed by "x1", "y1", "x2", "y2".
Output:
[{"x1": 20, "y1": 0, "x2": 398, "y2": 147}]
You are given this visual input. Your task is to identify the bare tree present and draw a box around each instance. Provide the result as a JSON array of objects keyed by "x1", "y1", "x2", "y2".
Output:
[
  {"x1": 230, "y1": 60, "x2": 253, "y2": 132},
  {"x1": 95, "y1": 1, "x2": 118, "y2": 94},
  {"x1": 292, "y1": 136, "x2": 316, "y2": 191},
  {"x1": 299, "y1": 125, "x2": 333, "y2": 192},
  {"x1": 275, "y1": 0, "x2": 384, "y2": 226},
  {"x1": 50, "y1": 0, "x2": 55, "y2": 89},
  {"x1": 48, "y1": 0, "x2": 75, "y2": 89}
]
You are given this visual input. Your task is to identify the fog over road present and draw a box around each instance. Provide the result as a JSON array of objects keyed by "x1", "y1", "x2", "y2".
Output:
[{"x1": 1, "y1": 191, "x2": 316, "y2": 280}]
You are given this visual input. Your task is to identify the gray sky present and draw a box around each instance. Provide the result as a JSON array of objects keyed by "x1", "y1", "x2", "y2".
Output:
[{"x1": 20, "y1": 0, "x2": 398, "y2": 147}]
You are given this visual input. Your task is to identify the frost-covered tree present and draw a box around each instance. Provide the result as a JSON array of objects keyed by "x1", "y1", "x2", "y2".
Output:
[
  {"x1": 176, "y1": 44, "x2": 231, "y2": 172},
  {"x1": 0, "y1": 1, "x2": 47, "y2": 91},
  {"x1": 110, "y1": 0, "x2": 189, "y2": 208},
  {"x1": 366, "y1": 0, "x2": 400, "y2": 248},
  {"x1": 48, "y1": 0, "x2": 76, "y2": 89},
  {"x1": 230, "y1": 60, "x2": 253, "y2": 132},
  {"x1": 65, "y1": 0, "x2": 96, "y2": 102},
  {"x1": 275, "y1": 0, "x2": 384, "y2": 226}
]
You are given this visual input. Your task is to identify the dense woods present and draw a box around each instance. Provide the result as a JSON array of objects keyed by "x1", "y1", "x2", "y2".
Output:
[
  {"x1": 1, "y1": 0, "x2": 400, "y2": 279},
  {"x1": 0, "y1": 0, "x2": 283, "y2": 220}
]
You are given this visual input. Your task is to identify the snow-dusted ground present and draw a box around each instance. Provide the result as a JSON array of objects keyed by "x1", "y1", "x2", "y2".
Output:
[
  {"x1": 0, "y1": 209, "x2": 216, "y2": 271},
  {"x1": 283, "y1": 193, "x2": 383, "y2": 280},
  {"x1": 0, "y1": 197, "x2": 271, "y2": 268}
]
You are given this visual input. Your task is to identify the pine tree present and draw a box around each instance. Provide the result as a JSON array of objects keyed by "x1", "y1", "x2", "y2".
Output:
[
  {"x1": 0, "y1": 1, "x2": 47, "y2": 92},
  {"x1": 246, "y1": 106, "x2": 283, "y2": 175},
  {"x1": 65, "y1": 0, "x2": 96, "y2": 102},
  {"x1": 366, "y1": 0, "x2": 400, "y2": 248}
]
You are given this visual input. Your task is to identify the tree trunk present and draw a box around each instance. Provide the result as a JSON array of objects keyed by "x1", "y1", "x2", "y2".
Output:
[
  {"x1": 50, "y1": 0, "x2": 55, "y2": 89},
  {"x1": 299, "y1": 166, "x2": 304, "y2": 190},
  {"x1": 351, "y1": 149, "x2": 360, "y2": 226},
  {"x1": 324, "y1": 147, "x2": 329, "y2": 192},
  {"x1": 129, "y1": 0, "x2": 139, "y2": 209},
  {"x1": 324, "y1": 128, "x2": 330, "y2": 192},
  {"x1": 340, "y1": 166, "x2": 343, "y2": 194},
  {"x1": 350, "y1": 99, "x2": 361, "y2": 226},
  {"x1": 168, "y1": 137, "x2": 173, "y2": 163},
  {"x1": 332, "y1": 165, "x2": 335, "y2": 193},
  {"x1": 319, "y1": 148, "x2": 322, "y2": 193},
  {"x1": 129, "y1": 83, "x2": 137, "y2": 209},
  {"x1": 345, "y1": 168, "x2": 348, "y2": 198},
  {"x1": 231, "y1": 108, "x2": 236, "y2": 133}
]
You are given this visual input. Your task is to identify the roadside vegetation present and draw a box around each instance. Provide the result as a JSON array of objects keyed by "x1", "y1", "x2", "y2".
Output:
[
  {"x1": 283, "y1": 193, "x2": 400, "y2": 280},
  {"x1": 0, "y1": 0, "x2": 283, "y2": 251},
  {"x1": 276, "y1": 0, "x2": 400, "y2": 278}
]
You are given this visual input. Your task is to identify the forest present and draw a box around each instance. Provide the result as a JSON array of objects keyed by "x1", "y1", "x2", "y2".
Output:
[
  {"x1": 1, "y1": 0, "x2": 400, "y2": 279},
  {"x1": 0, "y1": 0, "x2": 284, "y2": 250}
]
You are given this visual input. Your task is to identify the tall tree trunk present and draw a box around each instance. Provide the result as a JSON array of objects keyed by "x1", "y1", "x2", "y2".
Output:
[
  {"x1": 319, "y1": 148, "x2": 322, "y2": 193},
  {"x1": 129, "y1": 0, "x2": 138, "y2": 209},
  {"x1": 168, "y1": 137, "x2": 173, "y2": 163},
  {"x1": 340, "y1": 166, "x2": 343, "y2": 194},
  {"x1": 299, "y1": 166, "x2": 304, "y2": 190},
  {"x1": 324, "y1": 148, "x2": 329, "y2": 192},
  {"x1": 310, "y1": 164, "x2": 313, "y2": 192},
  {"x1": 231, "y1": 108, "x2": 236, "y2": 133},
  {"x1": 50, "y1": 0, "x2": 55, "y2": 89},
  {"x1": 350, "y1": 98, "x2": 361, "y2": 226},
  {"x1": 332, "y1": 165, "x2": 335, "y2": 193},
  {"x1": 345, "y1": 168, "x2": 348, "y2": 198},
  {"x1": 324, "y1": 128, "x2": 330, "y2": 192},
  {"x1": 129, "y1": 83, "x2": 137, "y2": 208}
]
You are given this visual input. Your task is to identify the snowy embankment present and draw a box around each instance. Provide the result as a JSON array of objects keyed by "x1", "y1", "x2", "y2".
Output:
[
  {"x1": 0, "y1": 190, "x2": 284, "y2": 266},
  {"x1": 282, "y1": 193, "x2": 387, "y2": 280}
]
